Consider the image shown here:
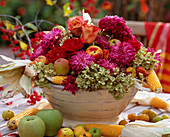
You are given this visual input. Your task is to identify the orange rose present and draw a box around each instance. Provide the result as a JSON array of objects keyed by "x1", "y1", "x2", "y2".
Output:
[
  {"x1": 67, "y1": 16, "x2": 84, "y2": 36},
  {"x1": 81, "y1": 24, "x2": 101, "y2": 43}
]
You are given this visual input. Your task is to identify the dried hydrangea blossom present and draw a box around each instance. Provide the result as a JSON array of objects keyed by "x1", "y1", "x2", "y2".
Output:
[
  {"x1": 96, "y1": 59, "x2": 118, "y2": 73},
  {"x1": 132, "y1": 47, "x2": 161, "y2": 70},
  {"x1": 76, "y1": 62, "x2": 135, "y2": 99}
]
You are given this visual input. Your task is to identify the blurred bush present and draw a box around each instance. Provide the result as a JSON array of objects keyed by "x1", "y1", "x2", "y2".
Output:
[
  {"x1": 0, "y1": 0, "x2": 169, "y2": 28},
  {"x1": 0, "y1": 0, "x2": 169, "y2": 55},
  {"x1": 0, "y1": 0, "x2": 68, "y2": 29}
]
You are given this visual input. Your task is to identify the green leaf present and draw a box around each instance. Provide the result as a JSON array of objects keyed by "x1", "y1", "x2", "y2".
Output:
[
  {"x1": 4, "y1": 20, "x2": 14, "y2": 30},
  {"x1": 19, "y1": 30, "x2": 34, "y2": 37},
  {"x1": 25, "y1": 23, "x2": 37, "y2": 31}
]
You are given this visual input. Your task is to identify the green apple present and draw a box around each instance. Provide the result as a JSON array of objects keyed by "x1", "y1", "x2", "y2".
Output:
[
  {"x1": 54, "y1": 58, "x2": 70, "y2": 76},
  {"x1": 18, "y1": 115, "x2": 45, "y2": 137},
  {"x1": 108, "y1": 39, "x2": 120, "y2": 46},
  {"x1": 58, "y1": 128, "x2": 74, "y2": 137},
  {"x1": 152, "y1": 116, "x2": 162, "y2": 123},
  {"x1": 89, "y1": 128, "x2": 102, "y2": 137},
  {"x1": 53, "y1": 25, "x2": 65, "y2": 31},
  {"x1": 162, "y1": 114, "x2": 169, "y2": 119},
  {"x1": 36, "y1": 109, "x2": 63, "y2": 136}
]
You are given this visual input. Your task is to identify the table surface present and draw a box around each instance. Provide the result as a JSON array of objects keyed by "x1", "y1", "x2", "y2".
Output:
[{"x1": 1, "y1": 90, "x2": 170, "y2": 137}]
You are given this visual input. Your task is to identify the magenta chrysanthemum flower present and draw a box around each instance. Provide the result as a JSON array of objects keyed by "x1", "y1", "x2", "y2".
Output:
[
  {"x1": 30, "y1": 28, "x2": 62, "y2": 60},
  {"x1": 41, "y1": 28, "x2": 62, "y2": 47},
  {"x1": 96, "y1": 59, "x2": 118, "y2": 73},
  {"x1": 99, "y1": 15, "x2": 133, "y2": 42},
  {"x1": 95, "y1": 35, "x2": 110, "y2": 49},
  {"x1": 30, "y1": 43, "x2": 47, "y2": 60},
  {"x1": 69, "y1": 50, "x2": 96, "y2": 74},
  {"x1": 109, "y1": 42, "x2": 137, "y2": 67},
  {"x1": 62, "y1": 75, "x2": 79, "y2": 95},
  {"x1": 128, "y1": 35, "x2": 143, "y2": 51},
  {"x1": 147, "y1": 48, "x2": 162, "y2": 66}
]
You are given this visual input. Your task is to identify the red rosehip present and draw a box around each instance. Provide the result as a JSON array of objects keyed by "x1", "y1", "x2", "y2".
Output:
[
  {"x1": 9, "y1": 44, "x2": 13, "y2": 47},
  {"x1": 12, "y1": 47, "x2": 19, "y2": 52},
  {"x1": 1, "y1": 35, "x2": 9, "y2": 41},
  {"x1": 8, "y1": 90, "x2": 12, "y2": 93},
  {"x1": 0, "y1": 86, "x2": 4, "y2": 91},
  {"x1": 8, "y1": 30, "x2": 15, "y2": 36},
  {"x1": 27, "y1": 100, "x2": 31, "y2": 103},
  {"x1": 26, "y1": 94, "x2": 30, "y2": 98},
  {"x1": 17, "y1": 6, "x2": 26, "y2": 16},
  {"x1": 37, "y1": 98, "x2": 41, "y2": 101},
  {"x1": 0, "y1": 21, "x2": 4, "y2": 27},
  {"x1": 12, "y1": 40, "x2": 19, "y2": 44},
  {"x1": 1, "y1": 28, "x2": 7, "y2": 33},
  {"x1": 33, "y1": 91, "x2": 38, "y2": 95},
  {"x1": 6, "y1": 101, "x2": 13, "y2": 105},
  {"x1": 0, "y1": 1, "x2": 6, "y2": 7}
]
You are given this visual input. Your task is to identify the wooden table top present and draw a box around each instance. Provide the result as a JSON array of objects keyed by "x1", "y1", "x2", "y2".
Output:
[{"x1": 1, "y1": 90, "x2": 170, "y2": 137}]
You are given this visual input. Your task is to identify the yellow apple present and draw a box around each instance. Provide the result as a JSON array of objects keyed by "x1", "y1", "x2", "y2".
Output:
[
  {"x1": 58, "y1": 128, "x2": 74, "y2": 137},
  {"x1": 86, "y1": 45, "x2": 103, "y2": 59}
]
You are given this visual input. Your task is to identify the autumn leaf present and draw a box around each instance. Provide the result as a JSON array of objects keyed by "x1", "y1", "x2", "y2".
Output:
[
  {"x1": 45, "y1": 0, "x2": 56, "y2": 6},
  {"x1": 4, "y1": 20, "x2": 14, "y2": 30},
  {"x1": 19, "y1": 41, "x2": 28, "y2": 50},
  {"x1": 63, "y1": 3, "x2": 72, "y2": 16}
]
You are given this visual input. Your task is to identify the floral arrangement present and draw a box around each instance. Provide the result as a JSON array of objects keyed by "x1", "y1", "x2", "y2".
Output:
[{"x1": 0, "y1": 11, "x2": 162, "y2": 100}]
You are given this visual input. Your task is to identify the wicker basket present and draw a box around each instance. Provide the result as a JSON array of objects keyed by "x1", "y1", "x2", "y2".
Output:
[{"x1": 45, "y1": 85, "x2": 138, "y2": 126}]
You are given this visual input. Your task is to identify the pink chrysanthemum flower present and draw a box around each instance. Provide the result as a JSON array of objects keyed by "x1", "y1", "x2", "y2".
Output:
[
  {"x1": 96, "y1": 59, "x2": 118, "y2": 73},
  {"x1": 62, "y1": 75, "x2": 79, "y2": 95},
  {"x1": 69, "y1": 50, "x2": 96, "y2": 74},
  {"x1": 128, "y1": 35, "x2": 143, "y2": 51},
  {"x1": 109, "y1": 42, "x2": 137, "y2": 67},
  {"x1": 99, "y1": 15, "x2": 133, "y2": 42},
  {"x1": 30, "y1": 28, "x2": 62, "y2": 60},
  {"x1": 41, "y1": 28, "x2": 62, "y2": 47},
  {"x1": 30, "y1": 43, "x2": 47, "y2": 61},
  {"x1": 147, "y1": 48, "x2": 162, "y2": 66},
  {"x1": 95, "y1": 35, "x2": 110, "y2": 49}
]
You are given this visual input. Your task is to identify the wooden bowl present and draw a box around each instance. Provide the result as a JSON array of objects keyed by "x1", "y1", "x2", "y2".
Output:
[{"x1": 45, "y1": 85, "x2": 138, "y2": 126}]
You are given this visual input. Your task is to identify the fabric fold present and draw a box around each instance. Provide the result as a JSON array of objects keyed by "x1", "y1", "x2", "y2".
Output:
[{"x1": 145, "y1": 22, "x2": 170, "y2": 93}]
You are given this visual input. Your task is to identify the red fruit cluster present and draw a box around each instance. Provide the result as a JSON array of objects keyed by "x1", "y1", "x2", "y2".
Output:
[
  {"x1": 17, "y1": 6, "x2": 26, "y2": 16},
  {"x1": 27, "y1": 91, "x2": 42, "y2": 105},
  {"x1": 0, "y1": 86, "x2": 4, "y2": 91},
  {"x1": 81, "y1": 0, "x2": 100, "y2": 18},
  {"x1": 136, "y1": 66, "x2": 150, "y2": 77},
  {"x1": 0, "y1": 24, "x2": 15, "y2": 41},
  {"x1": 6, "y1": 101, "x2": 13, "y2": 105},
  {"x1": 0, "y1": 21, "x2": 4, "y2": 27},
  {"x1": 0, "y1": 0, "x2": 6, "y2": 7},
  {"x1": 31, "y1": 31, "x2": 44, "y2": 47},
  {"x1": 0, "y1": 20, "x2": 34, "y2": 60}
]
